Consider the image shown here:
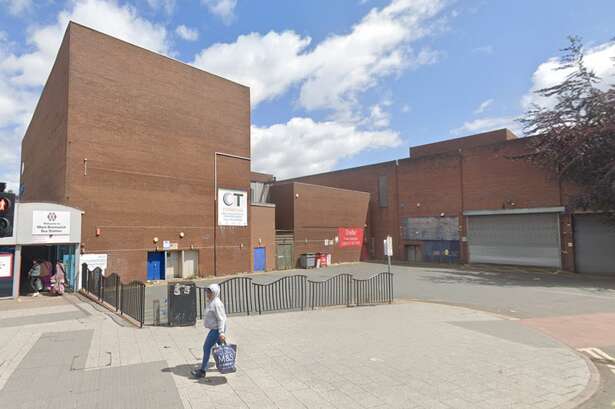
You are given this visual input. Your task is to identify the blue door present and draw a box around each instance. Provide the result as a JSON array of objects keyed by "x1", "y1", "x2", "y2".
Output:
[
  {"x1": 147, "y1": 252, "x2": 165, "y2": 280},
  {"x1": 253, "y1": 247, "x2": 266, "y2": 272}
]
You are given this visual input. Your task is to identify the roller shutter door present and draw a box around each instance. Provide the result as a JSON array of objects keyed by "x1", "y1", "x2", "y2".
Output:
[
  {"x1": 574, "y1": 215, "x2": 615, "y2": 274},
  {"x1": 468, "y1": 213, "x2": 561, "y2": 268}
]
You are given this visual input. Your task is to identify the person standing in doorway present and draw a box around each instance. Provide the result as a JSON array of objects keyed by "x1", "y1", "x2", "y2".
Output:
[
  {"x1": 27, "y1": 259, "x2": 42, "y2": 296},
  {"x1": 192, "y1": 283, "x2": 226, "y2": 379}
]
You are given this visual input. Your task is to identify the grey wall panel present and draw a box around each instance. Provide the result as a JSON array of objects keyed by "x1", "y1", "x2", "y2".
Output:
[
  {"x1": 402, "y1": 217, "x2": 459, "y2": 241},
  {"x1": 574, "y1": 215, "x2": 615, "y2": 274},
  {"x1": 468, "y1": 213, "x2": 561, "y2": 268}
]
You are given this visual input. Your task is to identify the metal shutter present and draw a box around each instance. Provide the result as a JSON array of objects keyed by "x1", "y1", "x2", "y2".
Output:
[
  {"x1": 468, "y1": 213, "x2": 561, "y2": 268},
  {"x1": 574, "y1": 215, "x2": 615, "y2": 274}
]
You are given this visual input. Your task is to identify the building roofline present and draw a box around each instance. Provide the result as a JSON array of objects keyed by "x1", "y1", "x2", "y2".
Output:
[
  {"x1": 273, "y1": 180, "x2": 370, "y2": 196},
  {"x1": 67, "y1": 21, "x2": 250, "y2": 91}
]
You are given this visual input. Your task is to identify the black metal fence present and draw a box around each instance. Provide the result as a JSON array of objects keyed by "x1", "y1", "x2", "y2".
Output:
[
  {"x1": 254, "y1": 275, "x2": 306, "y2": 314},
  {"x1": 353, "y1": 272, "x2": 394, "y2": 306},
  {"x1": 197, "y1": 272, "x2": 393, "y2": 318},
  {"x1": 120, "y1": 281, "x2": 146, "y2": 327},
  {"x1": 308, "y1": 273, "x2": 353, "y2": 309},
  {"x1": 80, "y1": 264, "x2": 145, "y2": 327}
]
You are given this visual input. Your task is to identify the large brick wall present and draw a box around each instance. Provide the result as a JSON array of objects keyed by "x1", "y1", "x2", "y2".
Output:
[
  {"x1": 289, "y1": 131, "x2": 575, "y2": 270},
  {"x1": 21, "y1": 30, "x2": 70, "y2": 204},
  {"x1": 285, "y1": 162, "x2": 398, "y2": 259},
  {"x1": 269, "y1": 182, "x2": 369, "y2": 266},
  {"x1": 21, "y1": 23, "x2": 252, "y2": 281}
]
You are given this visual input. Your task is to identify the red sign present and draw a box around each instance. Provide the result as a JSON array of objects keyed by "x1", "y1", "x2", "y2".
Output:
[{"x1": 337, "y1": 227, "x2": 364, "y2": 248}]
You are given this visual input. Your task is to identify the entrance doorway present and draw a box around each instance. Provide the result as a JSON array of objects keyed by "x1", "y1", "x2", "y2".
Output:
[
  {"x1": 405, "y1": 245, "x2": 422, "y2": 262},
  {"x1": 147, "y1": 251, "x2": 165, "y2": 280},
  {"x1": 19, "y1": 244, "x2": 78, "y2": 295}
]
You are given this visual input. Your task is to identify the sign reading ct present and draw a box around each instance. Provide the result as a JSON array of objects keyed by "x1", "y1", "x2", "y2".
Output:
[{"x1": 218, "y1": 189, "x2": 248, "y2": 226}]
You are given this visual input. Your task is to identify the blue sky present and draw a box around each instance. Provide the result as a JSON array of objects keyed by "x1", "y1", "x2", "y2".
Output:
[{"x1": 0, "y1": 0, "x2": 614, "y2": 189}]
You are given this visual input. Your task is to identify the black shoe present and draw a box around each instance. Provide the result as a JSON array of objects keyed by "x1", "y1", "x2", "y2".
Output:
[{"x1": 191, "y1": 369, "x2": 206, "y2": 379}]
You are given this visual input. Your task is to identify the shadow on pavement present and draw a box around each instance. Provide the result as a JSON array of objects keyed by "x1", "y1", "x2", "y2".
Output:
[
  {"x1": 415, "y1": 268, "x2": 615, "y2": 292},
  {"x1": 162, "y1": 364, "x2": 227, "y2": 385}
]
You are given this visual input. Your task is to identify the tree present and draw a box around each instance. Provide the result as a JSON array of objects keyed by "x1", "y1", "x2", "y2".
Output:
[{"x1": 521, "y1": 36, "x2": 615, "y2": 218}]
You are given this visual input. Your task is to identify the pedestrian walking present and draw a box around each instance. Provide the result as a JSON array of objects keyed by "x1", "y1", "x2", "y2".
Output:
[{"x1": 192, "y1": 283, "x2": 227, "y2": 379}]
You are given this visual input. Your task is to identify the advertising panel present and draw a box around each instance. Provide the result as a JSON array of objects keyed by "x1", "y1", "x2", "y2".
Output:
[
  {"x1": 337, "y1": 227, "x2": 364, "y2": 248},
  {"x1": 218, "y1": 189, "x2": 248, "y2": 226},
  {"x1": 0, "y1": 253, "x2": 12, "y2": 278}
]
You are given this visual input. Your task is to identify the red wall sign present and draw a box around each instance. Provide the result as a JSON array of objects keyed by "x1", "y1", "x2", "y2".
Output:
[{"x1": 337, "y1": 227, "x2": 364, "y2": 248}]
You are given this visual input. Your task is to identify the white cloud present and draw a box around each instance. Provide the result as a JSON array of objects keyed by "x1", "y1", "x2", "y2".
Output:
[
  {"x1": 193, "y1": 0, "x2": 445, "y2": 114},
  {"x1": 201, "y1": 0, "x2": 237, "y2": 24},
  {"x1": 366, "y1": 104, "x2": 391, "y2": 128},
  {"x1": 0, "y1": 0, "x2": 170, "y2": 191},
  {"x1": 175, "y1": 24, "x2": 199, "y2": 41},
  {"x1": 451, "y1": 116, "x2": 521, "y2": 136},
  {"x1": 195, "y1": 0, "x2": 446, "y2": 179},
  {"x1": 194, "y1": 30, "x2": 312, "y2": 106},
  {"x1": 146, "y1": 0, "x2": 175, "y2": 15},
  {"x1": 1, "y1": 0, "x2": 32, "y2": 15},
  {"x1": 473, "y1": 98, "x2": 493, "y2": 114},
  {"x1": 453, "y1": 40, "x2": 615, "y2": 138},
  {"x1": 251, "y1": 117, "x2": 401, "y2": 179},
  {"x1": 401, "y1": 104, "x2": 411, "y2": 113},
  {"x1": 1, "y1": 0, "x2": 169, "y2": 87},
  {"x1": 522, "y1": 40, "x2": 615, "y2": 110}
]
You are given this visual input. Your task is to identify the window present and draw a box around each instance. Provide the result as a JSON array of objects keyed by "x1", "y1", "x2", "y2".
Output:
[{"x1": 378, "y1": 175, "x2": 388, "y2": 208}]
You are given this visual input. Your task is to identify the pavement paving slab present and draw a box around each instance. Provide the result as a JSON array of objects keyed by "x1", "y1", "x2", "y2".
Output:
[{"x1": 0, "y1": 267, "x2": 605, "y2": 409}]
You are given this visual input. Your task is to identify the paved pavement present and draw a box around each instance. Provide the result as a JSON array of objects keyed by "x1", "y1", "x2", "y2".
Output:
[
  {"x1": 0, "y1": 290, "x2": 598, "y2": 409},
  {"x1": 198, "y1": 261, "x2": 615, "y2": 408}
]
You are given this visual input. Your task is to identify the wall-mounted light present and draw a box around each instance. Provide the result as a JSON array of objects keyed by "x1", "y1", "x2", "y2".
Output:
[
  {"x1": 95, "y1": 227, "x2": 101, "y2": 237},
  {"x1": 440, "y1": 212, "x2": 445, "y2": 217},
  {"x1": 258, "y1": 238, "x2": 262, "y2": 245},
  {"x1": 295, "y1": 193, "x2": 299, "y2": 198},
  {"x1": 153, "y1": 237, "x2": 159, "y2": 244},
  {"x1": 416, "y1": 202, "x2": 421, "y2": 207},
  {"x1": 179, "y1": 232, "x2": 185, "y2": 238}
]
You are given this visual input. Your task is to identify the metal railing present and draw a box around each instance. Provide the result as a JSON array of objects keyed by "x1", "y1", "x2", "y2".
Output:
[
  {"x1": 198, "y1": 272, "x2": 393, "y2": 317},
  {"x1": 101, "y1": 273, "x2": 120, "y2": 311},
  {"x1": 353, "y1": 272, "x2": 394, "y2": 306},
  {"x1": 80, "y1": 263, "x2": 145, "y2": 327},
  {"x1": 120, "y1": 281, "x2": 145, "y2": 328},
  {"x1": 308, "y1": 273, "x2": 352, "y2": 309},
  {"x1": 254, "y1": 275, "x2": 306, "y2": 314}
]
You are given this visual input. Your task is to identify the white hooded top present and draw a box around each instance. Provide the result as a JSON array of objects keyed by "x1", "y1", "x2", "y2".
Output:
[{"x1": 204, "y1": 283, "x2": 227, "y2": 334}]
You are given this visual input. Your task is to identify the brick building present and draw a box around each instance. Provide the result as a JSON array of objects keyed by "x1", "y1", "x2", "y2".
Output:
[
  {"x1": 19, "y1": 23, "x2": 370, "y2": 283},
  {"x1": 268, "y1": 182, "x2": 370, "y2": 269},
  {"x1": 287, "y1": 129, "x2": 615, "y2": 275},
  {"x1": 21, "y1": 23, "x2": 251, "y2": 281}
]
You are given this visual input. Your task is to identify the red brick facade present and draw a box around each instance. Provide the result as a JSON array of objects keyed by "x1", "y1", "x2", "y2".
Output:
[
  {"x1": 269, "y1": 182, "x2": 370, "y2": 267},
  {"x1": 21, "y1": 23, "x2": 251, "y2": 281},
  {"x1": 288, "y1": 131, "x2": 577, "y2": 271}
]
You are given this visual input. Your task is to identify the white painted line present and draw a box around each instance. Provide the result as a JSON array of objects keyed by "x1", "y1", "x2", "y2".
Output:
[
  {"x1": 590, "y1": 348, "x2": 615, "y2": 362},
  {"x1": 578, "y1": 348, "x2": 604, "y2": 361}
]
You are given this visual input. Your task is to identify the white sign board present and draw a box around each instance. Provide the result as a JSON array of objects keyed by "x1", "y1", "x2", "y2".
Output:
[
  {"x1": 163, "y1": 240, "x2": 171, "y2": 250},
  {"x1": 384, "y1": 236, "x2": 393, "y2": 256},
  {"x1": 81, "y1": 254, "x2": 107, "y2": 274},
  {"x1": 218, "y1": 189, "x2": 248, "y2": 226},
  {"x1": 0, "y1": 253, "x2": 12, "y2": 278},
  {"x1": 32, "y1": 211, "x2": 71, "y2": 235}
]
